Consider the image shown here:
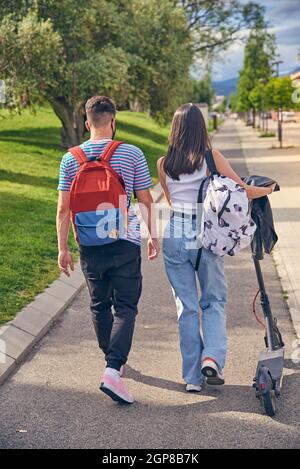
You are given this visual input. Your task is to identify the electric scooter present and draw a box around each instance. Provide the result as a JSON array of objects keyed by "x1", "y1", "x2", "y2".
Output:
[
  {"x1": 244, "y1": 176, "x2": 284, "y2": 417},
  {"x1": 252, "y1": 247, "x2": 285, "y2": 417}
]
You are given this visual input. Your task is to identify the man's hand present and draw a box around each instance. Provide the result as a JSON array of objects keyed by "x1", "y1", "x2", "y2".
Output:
[
  {"x1": 135, "y1": 189, "x2": 159, "y2": 259},
  {"x1": 58, "y1": 249, "x2": 74, "y2": 277},
  {"x1": 148, "y1": 237, "x2": 160, "y2": 260}
]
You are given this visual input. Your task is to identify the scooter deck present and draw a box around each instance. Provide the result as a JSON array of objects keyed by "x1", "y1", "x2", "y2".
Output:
[{"x1": 255, "y1": 348, "x2": 285, "y2": 384}]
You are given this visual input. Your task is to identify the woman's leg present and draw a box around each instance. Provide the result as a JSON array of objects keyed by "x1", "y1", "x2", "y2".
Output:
[
  {"x1": 164, "y1": 251, "x2": 204, "y2": 386},
  {"x1": 196, "y1": 248, "x2": 228, "y2": 370}
]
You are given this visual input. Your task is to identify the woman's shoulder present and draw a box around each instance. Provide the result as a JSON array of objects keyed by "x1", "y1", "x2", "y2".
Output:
[{"x1": 157, "y1": 156, "x2": 168, "y2": 184}]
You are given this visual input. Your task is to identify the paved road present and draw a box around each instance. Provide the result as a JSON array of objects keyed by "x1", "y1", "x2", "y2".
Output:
[{"x1": 0, "y1": 121, "x2": 299, "y2": 449}]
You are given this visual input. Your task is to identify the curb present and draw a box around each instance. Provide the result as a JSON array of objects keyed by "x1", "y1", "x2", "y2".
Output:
[
  {"x1": 0, "y1": 182, "x2": 163, "y2": 386},
  {"x1": 0, "y1": 263, "x2": 85, "y2": 386},
  {"x1": 272, "y1": 248, "x2": 300, "y2": 339}
]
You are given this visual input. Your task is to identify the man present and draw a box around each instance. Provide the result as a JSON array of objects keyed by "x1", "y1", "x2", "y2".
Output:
[{"x1": 56, "y1": 96, "x2": 159, "y2": 404}]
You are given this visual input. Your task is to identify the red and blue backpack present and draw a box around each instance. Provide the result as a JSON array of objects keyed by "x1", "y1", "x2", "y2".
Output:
[{"x1": 68, "y1": 141, "x2": 128, "y2": 246}]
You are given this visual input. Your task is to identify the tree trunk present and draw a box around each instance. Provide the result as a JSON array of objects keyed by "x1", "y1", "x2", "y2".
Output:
[
  {"x1": 246, "y1": 111, "x2": 252, "y2": 126},
  {"x1": 129, "y1": 97, "x2": 147, "y2": 113},
  {"x1": 51, "y1": 97, "x2": 86, "y2": 148},
  {"x1": 252, "y1": 108, "x2": 256, "y2": 128}
]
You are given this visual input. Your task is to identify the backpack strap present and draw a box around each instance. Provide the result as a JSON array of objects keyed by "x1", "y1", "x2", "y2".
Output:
[
  {"x1": 68, "y1": 146, "x2": 89, "y2": 165},
  {"x1": 204, "y1": 149, "x2": 218, "y2": 175},
  {"x1": 195, "y1": 247, "x2": 203, "y2": 271},
  {"x1": 101, "y1": 141, "x2": 124, "y2": 163},
  {"x1": 195, "y1": 150, "x2": 218, "y2": 271}
]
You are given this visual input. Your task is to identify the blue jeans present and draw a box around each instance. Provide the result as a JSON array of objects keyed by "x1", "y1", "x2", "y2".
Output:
[{"x1": 163, "y1": 215, "x2": 228, "y2": 386}]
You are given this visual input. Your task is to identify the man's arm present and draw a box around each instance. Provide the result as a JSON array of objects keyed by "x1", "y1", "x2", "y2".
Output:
[
  {"x1": 135, "y1": 189, "x2": 160, "y2": 260},
  {"x1": 56, "y1": 191, "x2": 74, "y2": 276}
]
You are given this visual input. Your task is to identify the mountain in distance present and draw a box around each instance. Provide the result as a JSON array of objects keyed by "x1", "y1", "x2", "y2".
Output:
[
  {"x1": 213, "y1": 65, "x2": 300, "y2": 97},
  {"x1": 212, "y1": 77, "x2": 238, "y2": 97},
  {"x1": 291, "y1": 65, "x2": 300, "y2": 75}
]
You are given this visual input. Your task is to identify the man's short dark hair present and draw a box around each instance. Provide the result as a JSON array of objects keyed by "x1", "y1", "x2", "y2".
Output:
[{"x1": 85, "y1": 96, "x2": 116, "y2": 127}]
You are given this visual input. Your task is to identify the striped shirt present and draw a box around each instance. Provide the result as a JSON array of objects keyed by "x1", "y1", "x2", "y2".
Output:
[{"x1": 57, "y1": 138, "x2": 152, "y2": 246}]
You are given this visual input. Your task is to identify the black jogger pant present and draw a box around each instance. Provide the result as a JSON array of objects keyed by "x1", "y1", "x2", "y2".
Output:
[{"x1": 79, "y1": 240, "x2": 142, "y2": 371}]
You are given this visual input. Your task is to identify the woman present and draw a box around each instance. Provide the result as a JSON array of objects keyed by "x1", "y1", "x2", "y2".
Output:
[{"x1": 157, "y1": 103, "x2": 276, "y2": 392}]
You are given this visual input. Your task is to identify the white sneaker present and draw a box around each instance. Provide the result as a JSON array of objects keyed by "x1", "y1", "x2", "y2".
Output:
[
  {"x1": 186, "y1": 384, "x2": 202, "y2": 393},
  {"x1": 201, "y1": 358, "x2": 225, "y2": 385}
]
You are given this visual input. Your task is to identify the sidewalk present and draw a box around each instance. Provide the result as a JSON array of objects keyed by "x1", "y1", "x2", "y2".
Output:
[
  {"x1": 0, "y1": 120, "x2": 299, "y2": 449},
  {"x1": 236, "y1": 119, "x2": 300, "y2": 338}
]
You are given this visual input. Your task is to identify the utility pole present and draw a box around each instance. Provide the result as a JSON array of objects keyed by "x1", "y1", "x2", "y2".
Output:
[{"x1": 272, "y1": 59, "x2": 283, "y2": 148}]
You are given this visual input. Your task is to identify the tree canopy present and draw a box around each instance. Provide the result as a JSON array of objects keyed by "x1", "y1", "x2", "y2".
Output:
[
  {"x1": 187, "y1": 75, "x2": 215, "y2": 107},
  {"x1": 236, "y1": 12, "x2": 276, "y2": 125},
  {"x1": 265, "y1": 77, "x2": 298, "y2": 112},
  {"x1": 179, "y1": 0, "x2": 265, "y2": 55},
  {"x1": 0, "y1": 0, "x2": 266, "y2": 146}
]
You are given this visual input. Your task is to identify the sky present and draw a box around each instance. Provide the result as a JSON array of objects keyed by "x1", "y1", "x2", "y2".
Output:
[{"x1": 213, "y1": 0, "x2": 300, "y2": 82}]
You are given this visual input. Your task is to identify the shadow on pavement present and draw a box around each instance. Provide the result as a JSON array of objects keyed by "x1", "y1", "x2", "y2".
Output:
[{"x1": 0, "y1": 372, "x2": 299, "y2": 449}]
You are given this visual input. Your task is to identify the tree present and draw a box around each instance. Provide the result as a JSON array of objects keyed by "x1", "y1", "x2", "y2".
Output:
[
  {"x1": 0, "y1": 11, "x2": 63, "y2": 109},
  {"x1": 187, "y1": 75, "x2": 215, "y2": 107},
  {"x1": 265, "y1": 77, "x2": 295, "y2": 111},
  {"x1": 249, "y1": 81, "x2": 266, "y2": 129},
  {"x1": 0, "y1": 0, "x2": 193, "y2": 145},
  {"x1": 178, "y1": 0, "x2": 265, "y2": 56},
  {"x1": 0, "y1": 1, "x2": 130, "y2": 147},
  {"x1": 265, "y1": 76, "x2": 296, "y2": 147},
  {"x1": 236, "y1": 11, "x2": 276, "y2": 127},
  {"x1": 228, "y1": 93, "x2": 238, "y2": 112},
  {"x1": 119, "y1": 0, "x2": 193, "y2": 122}
]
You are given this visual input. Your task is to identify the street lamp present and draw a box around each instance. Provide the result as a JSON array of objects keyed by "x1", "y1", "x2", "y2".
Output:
[
  {"x1": 272, "y1": 59, "x2": 284, "y2": 148},
  {"x1": 272, "y1": 59, "x2": 283, "y2": 78}
]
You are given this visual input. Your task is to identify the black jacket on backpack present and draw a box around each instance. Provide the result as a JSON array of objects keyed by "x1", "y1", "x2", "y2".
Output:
[{"x1": 242, "y1": 175, "x2": 279, "y2": 260}]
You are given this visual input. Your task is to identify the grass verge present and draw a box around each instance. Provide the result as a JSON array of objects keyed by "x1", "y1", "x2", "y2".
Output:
[{"x1": 0, "y1": 107, "x2": 169, "y2": 323}]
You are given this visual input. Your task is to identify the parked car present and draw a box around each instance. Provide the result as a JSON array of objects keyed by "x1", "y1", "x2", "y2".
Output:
[{"x1": 282, "y1": 111, "x2": 297, "y2": 123}]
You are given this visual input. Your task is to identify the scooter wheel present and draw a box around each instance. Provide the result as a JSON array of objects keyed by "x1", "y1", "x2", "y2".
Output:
[
  {"x1": 262, "y1": 390, "x2": 276, "y2": 417},
  {"x1": 258, "y1": 366, "x2": 277, "y2": 417}
]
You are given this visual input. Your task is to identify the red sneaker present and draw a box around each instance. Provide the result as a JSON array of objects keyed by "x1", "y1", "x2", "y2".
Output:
[{"x1": 201, "y1": 358, "x2": 225, "y2": 385}]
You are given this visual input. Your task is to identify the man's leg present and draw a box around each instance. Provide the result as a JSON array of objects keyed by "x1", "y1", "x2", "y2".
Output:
[
  {"x1": 80, "y1": 249, "x2": 114, "y2": 354},
  {"x1": 105, "y1": 243, "x2": 142, "y2": 371}
]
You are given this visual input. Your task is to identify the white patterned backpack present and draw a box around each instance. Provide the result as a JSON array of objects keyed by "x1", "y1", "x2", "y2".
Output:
[{"x1": 198, "y1": 150, "x2": 256, "y2": 257}]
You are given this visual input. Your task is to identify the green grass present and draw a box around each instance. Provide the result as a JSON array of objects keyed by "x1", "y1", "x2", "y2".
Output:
[
  {"x1": 259, "y1": 132, "x2": 276, "y2": 138},
  {"x1": 282, "y1": 290, "x2": 289, "y2": 300},
  {"x1": 0, "y1": 107, "x2": 169, "y2": 324}
]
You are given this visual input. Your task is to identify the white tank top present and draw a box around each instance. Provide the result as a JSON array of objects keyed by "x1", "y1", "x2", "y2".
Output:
[{"x1": 166, "y1": 161, "x2": 207, "y2": 214}]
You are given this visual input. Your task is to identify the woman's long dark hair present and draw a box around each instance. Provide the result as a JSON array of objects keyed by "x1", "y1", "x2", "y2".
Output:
[{"x1": 163, "y1": 103, "x2": 211, "y2": 180}]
